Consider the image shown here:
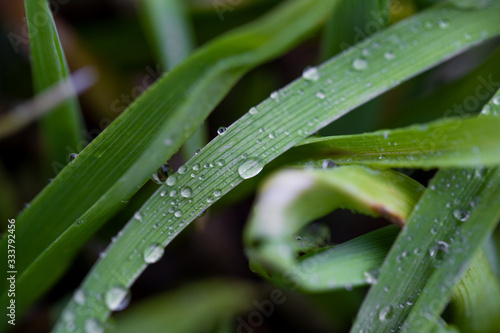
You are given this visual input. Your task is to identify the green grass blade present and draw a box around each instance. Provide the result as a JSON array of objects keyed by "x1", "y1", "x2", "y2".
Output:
[
  {"x1": 282, "y1": 116, "x2": 500, "y2": 169},
  {"x1": 140, "y1": 0, "x2": 194, "y2": 70},
  {"x1": 244, "y1": 166, "x2": 424, "y2": 291},
  {"x1": 2, "y1": 0, "x2": 337, "y2": 321},
  {"x1": 451, "y1": 248, "x2": 500, "y2": 333},
  {"x1": 320, "y1": 0, "x2": 390, "y2": 59},
  {"x1": 139, "y1": 0, "x2": 207, "y2": 160},
  {"x1": 52, "y1": 3, "x2": 500, "y2": 331},
  {"x1": 351, "y1": 91, "x2": 500, "y2": 332},
  {"x1": 109, "y1": 279, "x2": 257, "y2": 333},
  {"x1": 24, "y1": 0, "x2": 85, "y2": 167}
]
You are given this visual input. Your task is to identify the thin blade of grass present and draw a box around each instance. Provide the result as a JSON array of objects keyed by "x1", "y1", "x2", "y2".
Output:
[
  {"x1": 281, "y1": 116, "x2": 500, "y2": 169},
  {"x1": 24, "y1": 0, "x2": 85, "y2": 167},
  {"x1": 351, "y1": 90, "x2": 500, "y2": 332},
  {"x1": 53, "y1": 3, "x2": 500, "y2": 331}
]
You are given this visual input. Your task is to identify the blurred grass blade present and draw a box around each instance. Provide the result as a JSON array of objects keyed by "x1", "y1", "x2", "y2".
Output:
[
  {"x1": 140, "y1": 0, "x2": 194, "y2": 70},
  {"x1": 451, "y1": 248, "x2": 500, "y2": 333},
  {"x1": 244, "y1": 166, "x2": 424, "y2": 291},
  {"x1": 53, "y1": 3, "x2": 500, "y2": 331},
  {"x1": 109, "y1": 279, "x2": 257, "y2": 333},
  {"x1": 320, "y1": 0, "x2": 390, "y2": 60},
  {"x1": 139, "y1": 0, "x2": 207, "y2": 160},
  {"x1": 281, "y1": 116, "x2": 500, "y2": 169},
  {"x1": 24, "y1": 0, "x2": 85, "y2": 167},
  {"x1": 0, "y1": 67, "x2": 96, "y2": 140},
  {"x1": 351, "y1": 91, "x2": 500, "y2": 332},
  {"x1": 2, "y1": 0, "x2": 337, "y2": 322}
]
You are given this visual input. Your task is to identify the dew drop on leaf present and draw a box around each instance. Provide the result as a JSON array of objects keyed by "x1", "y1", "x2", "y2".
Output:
[
  {"x1": 302, "y1": 66, "x2": 319, "y2": 81},
  {"x1": 152, "y1": 164, "x2": 172, "y2": 184},
  {"x1": 378, "y1": 305, "x2": 394, "y2": 321},
  {"x1": 453, "y1": 208, "x2": 470, "y2": 222},
  {"x1": 73, "y1": 289, "x2": 85, "y2": 305},
  {"x1": 68, "y1": 153, "x2": 78, "y2": 163},
  {"x1": 238, "y1": 159, "x2": 264, "y2": 179},
  {"x1": 174, "y1": 210, "x2": 182, "y2": 218},
  {"x1": 217, "y1": 127, "x2": 227, "y2": 135},
  {"x1": 105, "y1": 286, "x2": 130, "y2": 311},
  {"x1": 143, "y1": 243, "x2": 165, "y2": 264},
  {"x1": 352, "y1": 58, "x2": 368, "y2": 71},
  {"x1": 84, "y1": 318, "x2": 104, "y2": 333},
  {"x1": 181, "y1": 187, "x2": 192, "y2": 198}
]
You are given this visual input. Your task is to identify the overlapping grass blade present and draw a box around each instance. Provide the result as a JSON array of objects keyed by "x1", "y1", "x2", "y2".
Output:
[
  {"x1": 351, "y1": 91, "x2": 500, "y2": 332},
  {"x1": 244, "y1": 166, "x2": 424, "y2": 291},
  {"x1": 281, "y1": 116, "x2": 500, "y2": 169},
  {"x1": 139, "y1": 0, "x2": 206, "y2": 159},
  {"x1": 110, "y1": 279, "x2": 257, "y2": 333},
  {"x1": 1, "y1": 0, "x2": 336, "y2": 322},
  {"x1": 451, "y1": 248, "x2": 500, "y2": 333},
  {"x1": 53, "y1": 3, "x2": 500, "y2": 331},
  {"x1": 24, "y1": 0, "x2": 85, "y2": 167}
]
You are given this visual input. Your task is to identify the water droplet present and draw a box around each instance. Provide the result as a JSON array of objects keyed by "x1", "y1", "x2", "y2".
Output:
[
  {"x1": 384, "y1": 52, "x2": 395, "y2": 60},
  {"x1": 143, "y1": 243, "x2": 164, "y2": 263},
  {"x1": 379, "y1": 305, "x2": 394, "y2": 321},
  {"x1": 166, "y1": 176, "x2": 177, "y2": 186},
  {"x1": 430, "y1": 241, "x2": 449, "y2": 259},
  {"x1": 438, "y1": 18, "x2": 449, "y2": 29},
  {"x1": 238, "y1": 159, "x2": 264, "y2": 179},
  {"x1": 181, "y1": 187, "x2": 192, "y2": 198},
  {"x1": 453, "y1": 208, "x2": 470, "y2": 222},
  {"x1": 249, "y1": 107, "x2": 258, "y2": 115},
  {"x1": 270, "y1": 91, "x2": 279, "y2": 101},
  {"x1": 213, "y1": 189, "x2": 222, "y2": 197},
  {"x1": 352, "y1": 58, "x2": 368, "y2": 71},
  {"x1": 217, "y1": 159, "x2": 225, "y2": 166},
  {"x1": 68, "y1": 153, "x2": 78, "y2": 163},
  {"x1": 105, "y1": 286, "x2": 130, "y2": 311},
  {"x1": 174, "y1": 210, "x2": 182, "y2": 218},
  {"x1": 364, "y1": 270, "x2": 378, "y2": 284},
  {"x1": 151, "y1": 164, "x2": 172, "y2": 184},
  {"x1": 85, "y1": 318, "x2": 104, "y2": 333},
  {"x1": 178, "y1": 165, "x2": 187, "y2": 174},
  {"x1": 217, "y1": 127, "x2": 227, "y2": 135},
  {"x1": 316, "y1": 91, "x2": 325, "y2": 99},
  {"x1": 322, "y1": 159, "x2": 338, "y2": 170},
  {"x1": 134, "y1": 212, "x2": 142, "y2": 221},
  {"x1": 73, "y1": 289, "x2": 86, "y2": 304},
  {"x1": 493, "y1": 96, "x2": 500, "y2": 105},
  {"x1": 192, "y1": 164, "x2": 200, "y2": 171},
  {"x1": 302, "y1": 66, "x2": 319, "y2": 81}
]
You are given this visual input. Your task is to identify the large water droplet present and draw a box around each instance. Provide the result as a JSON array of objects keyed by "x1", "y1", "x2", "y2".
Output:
[
  {"x1": 143, "y1": 243, "x2": 165, "y2": 263},
  {"x1": 379, "y1": 305, "x2": 394, "y2": 321},
  {"x1": 152, "y1": 164, "x2": 172, "y2": 184},
  {"x1": 174, "y1": 210, "x2": 183, "y2": 218},
  {"x1": 68, "y1": 153, "x2": 78, "y2": 163},
  {"x1": 238, "y1": 159, "x2": 264, "y2": 179},
  {"x1": 105, "y1": 286, "x2": 130, "y2": 311},
  {"x1": 181, "y1": 187, "x2": 192, "y2": 198},
  {"x1": 302, "y1": 67, "x2": 319, "y2": 81},
  {"x1": 352, "y1": 58, "x2": 368, "y2": 71}
]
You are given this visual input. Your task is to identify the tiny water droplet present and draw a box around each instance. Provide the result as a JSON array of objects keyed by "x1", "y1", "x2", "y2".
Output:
[
  {"x1": 322, "y1": 159, "x2": 338, "y2": 170},
  {"x1": 493, "y1": 96, "x2": 500, "y2": 105},
  {"x1": 134, "y1": 212, "x2": 142, "y2": 221},
  {"x1": 384, "y1": 52, "x2": 395, "y2": 60},
  {"x1": 68, "y1": 153, "x2": 78, "y2": 163},
  {"x1": 73, "y1": 289, "x2": 86, "y2": 305},
  {"x1": 270, "y1": 91, "x2": 279, "y2": 101},
  {"x1": 315, "y1": 90, "x2": 325, "y2": 99},
  {"x1": 85, "y1": 318, "x2": 104, "y2": 333},
  {"x1": 213, "y1": 189, "x2": 222, "y2": 197},
  {"x1": 143, "y1": 243, "x2": 164, "y2": 263},
  {"x1": 430, "y1": 241, "x2": 449, "y2": 259},
  {"x1": 152, "y1": 164, "x2": 172, "y2": 184},
  {"x1": 249, "y1": 107, "x2": 258, "y2": 115},
  {"x1": 352, "y1": 58, "x2": 368, "y2": 71},
  {"x1": 302, "y1": 66, "x2": 319, "y2": 81},
  {"x1": 217, "y1": 127, "x2": 227, "y2": 135},
  {"x1": 438, "y1": 18, "x2": 449, "y2": 29},
  {"x1": 178, "y1": 165, "x2": 187, "y2": 174},
  {"x1": 453, "y1": 208, "x2": 470, "y2": 222},
  {"x1": 105, "y1": 286, "x2": 130, "y2": 311},
  {"x1": 174, "y1": 210, "x2": 182, "y2": 218},
  {"x1": 238, "y1": 159, "x2": 264, "y2": 179}
]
